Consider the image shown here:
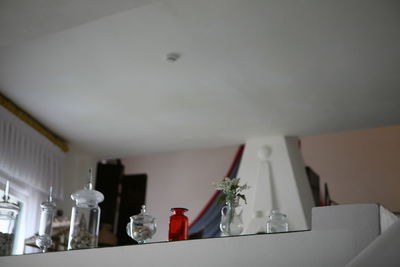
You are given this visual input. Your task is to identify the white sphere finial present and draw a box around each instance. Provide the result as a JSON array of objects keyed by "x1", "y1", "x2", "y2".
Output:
[{"x1": 257, "y1": 145, "x2": 272, "y2": 162}]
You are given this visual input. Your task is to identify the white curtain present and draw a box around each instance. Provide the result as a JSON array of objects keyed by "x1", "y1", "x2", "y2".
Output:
[{"x1": 0, "y1": 105, "x2": 65, "y2": 253}]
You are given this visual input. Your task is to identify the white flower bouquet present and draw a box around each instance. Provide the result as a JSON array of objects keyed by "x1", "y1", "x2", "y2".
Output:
[{"x1": 213, "y1": 177, "x2": 249, "y2": 204}]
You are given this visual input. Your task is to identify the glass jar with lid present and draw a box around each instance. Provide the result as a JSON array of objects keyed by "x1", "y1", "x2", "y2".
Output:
[
  {"x1": 126, "y1": 205, "x2": 156, "y2": 244},
  {"x1": 68, "y1": 170, "x2": 104, "y2": 250},
  {"x1": 266, "y1": 210, "x2": 289, "y2": 233},
  {"x1": 0, "y1": 181, "x2": 20, "y2": 256},
  {"x1": 36, "y1": 186, "x2": 56, "y2": 252}
]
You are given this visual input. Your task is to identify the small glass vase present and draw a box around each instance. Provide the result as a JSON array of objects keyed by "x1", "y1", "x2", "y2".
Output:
[
  {"x1": 220, "y1": 200, "x2": 243, "y2": 236},
  {"x1": 168, "y1": 208, "x2": 188, "y2": 241}
]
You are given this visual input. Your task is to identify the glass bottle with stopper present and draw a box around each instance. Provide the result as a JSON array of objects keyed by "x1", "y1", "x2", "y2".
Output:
[
  {"x1": 0, "y1": 181, "x2": 20, "y2": 256},
  {"x1": 168, "y1": 208, "x2": 189, "y2": 241},
  {"x1": 36, "y1": 186, "x2": 56, "y2": 252},
  {"x1": 126, "y1": 205, "x2": 157, "y2": 244},
  {"x1": 68, "y1": 169, "x2": 104, "y2": 250}
]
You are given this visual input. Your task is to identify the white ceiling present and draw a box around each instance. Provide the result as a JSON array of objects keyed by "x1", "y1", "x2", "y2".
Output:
[
  {"x1": 0, "y1": 0, "x2": 399, "y2": 158},
  {"x1": 0, "y1": 0, "x2": 154, "y2": 48}
]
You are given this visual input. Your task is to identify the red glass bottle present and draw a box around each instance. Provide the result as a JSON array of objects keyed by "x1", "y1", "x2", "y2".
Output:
[{"x1": 168, "y1": 208, "x2": 189, "y2": 241}]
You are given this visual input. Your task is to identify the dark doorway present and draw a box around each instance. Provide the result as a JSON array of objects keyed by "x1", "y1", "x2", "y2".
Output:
[
  {"x1": 117, "y1": 174, "x2": 147, "y2": 245},
  {"x1": 96, "y1": 161, "x2": 147, "y2": 246},
  {"x1": 96, "y1": 161, "x2": 123, "y2": 227}
]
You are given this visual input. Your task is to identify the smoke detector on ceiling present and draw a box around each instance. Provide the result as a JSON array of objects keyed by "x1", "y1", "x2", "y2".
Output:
[{"x1": 166, "y1": 52, "x2": 180, "y2": 62}]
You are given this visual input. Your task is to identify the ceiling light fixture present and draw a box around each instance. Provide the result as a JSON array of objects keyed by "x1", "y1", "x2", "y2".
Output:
[{"x1": 166, "y1": 52, "x2": 180, "y2": 62}]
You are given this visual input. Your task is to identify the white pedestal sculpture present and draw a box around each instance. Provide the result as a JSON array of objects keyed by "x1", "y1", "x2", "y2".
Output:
[{"x1": 237, "y1": 136, "x2": 315, "y2": 234}]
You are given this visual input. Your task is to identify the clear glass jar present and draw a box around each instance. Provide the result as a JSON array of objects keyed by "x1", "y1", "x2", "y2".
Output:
[
  {"x1": 266, "y1": 210, "x2": 289, "y2": 233},
  {"x1": 68, "y1": 171, "x2": 104, "y2": 250},
  {"x1": 0, "y1": 181, "x2": 20, "y2": 256},
  {"x1": 36, "y1": 187, "x2": 56, "y2": 252},
  {"x1": 126, "y1": 205, "x2": 156, "y2": 244}
]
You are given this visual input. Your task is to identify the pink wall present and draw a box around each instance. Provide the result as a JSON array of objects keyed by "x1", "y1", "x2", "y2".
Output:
[
  {"x1": 300, "y1": 125, "x2": 400, "y2": 212},
  {"x1": 122, "y1": 145, "x2": 239, "y2": 241}
]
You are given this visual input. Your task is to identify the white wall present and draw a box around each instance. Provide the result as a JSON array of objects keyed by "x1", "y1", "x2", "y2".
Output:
[
  {"x1": 301, "y1": 125, "x2": 400, "y2": 212},
  {"x1": 122, "y1": 145, "x2": 239, "y2": 241}
]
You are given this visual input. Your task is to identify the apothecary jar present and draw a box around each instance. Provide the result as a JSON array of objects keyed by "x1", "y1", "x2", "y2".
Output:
[
  {"x1": 0, "y1": 182, "x2": 19, "y2": 256},
  {"x1": 126, "y1": 205, "x2": 156, "y2": 244},
  {"x1": 68, "y1": 180, "x2": 104, "y2": 250}
]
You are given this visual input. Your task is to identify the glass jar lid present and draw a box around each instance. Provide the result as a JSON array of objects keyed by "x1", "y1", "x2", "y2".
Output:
[
  {"x1": 71, "y1": 184, "x2": 104, "y2": 205},
  {"x1": 41, "y1": 186, "x2": 56, "y2": 209},
  {"x1": 131, "y1": 205, "x2": 154, "y2": 224},
  {"x1": 0, "y1": 201, "x2": 20, "y2": 214},
  {"x1": 268, "y1": 210, "x2": 287, "y2": 220},
  {"x1": 71, "y1": 169, "x2": 104, "y2": 206},
  {"x1": 0, "y1": 181, "x2": 20, "y2": 215}
]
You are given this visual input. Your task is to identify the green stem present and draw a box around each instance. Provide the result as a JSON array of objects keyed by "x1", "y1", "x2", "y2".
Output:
[{"x1": 227, "y1": 200, "x2": 235, "y2": 235}]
